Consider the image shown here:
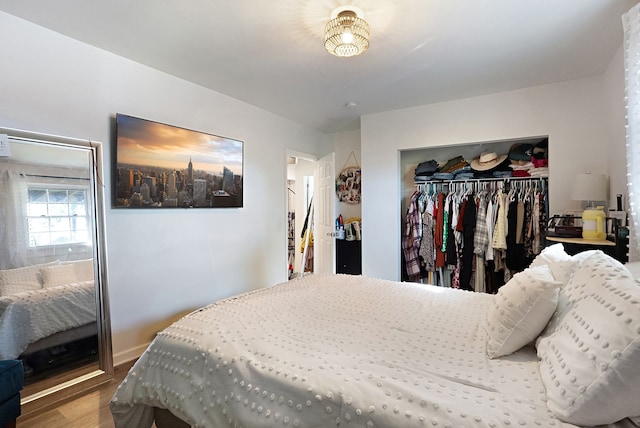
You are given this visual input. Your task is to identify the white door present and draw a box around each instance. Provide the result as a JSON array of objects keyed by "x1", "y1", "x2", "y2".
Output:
[{"x1": 315, "y1": 152, "x2": 335, "y2": 274}]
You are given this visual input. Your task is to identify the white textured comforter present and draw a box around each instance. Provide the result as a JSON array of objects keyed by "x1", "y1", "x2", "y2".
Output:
[
  {"x1": 110, "y1": 274, "x2": 594, "y2": 428},
  {"x1": 0, "y1": 281, "x2": 96, "y2": 359}
]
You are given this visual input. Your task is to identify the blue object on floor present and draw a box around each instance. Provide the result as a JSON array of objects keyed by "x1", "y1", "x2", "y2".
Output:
[{"x1": 0, "y1": 360, "x2": 24, "y2": 427}]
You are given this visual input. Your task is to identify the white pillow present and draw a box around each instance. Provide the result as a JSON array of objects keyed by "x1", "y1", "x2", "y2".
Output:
[
  {"x1": 537, "y1": 251, "x2": 633, "y2": 344},
  {"x1": 625, "y1": 261, "x2": 640, "y2": 279},
  {"x1": 0, "y1": 262, "x2": 58, "y2": 296},
  {"x1": 0, "y1": 264, "x2": 42, "y2": 290},
  {"x1": 536, "y1": 251, "x2": 640, "y2": 426},
  {"x1": 66, "y1": 258, "x2": 94, "y2": 282},
  {"x1": 485, "y1": 264, "x2": 561, "y2": 358},
  {"x1": 529, "y1": 243, "x2": 571, "y2": 268},
  {"x1": 40, "y1": 263, "x2": 79, "y2": 288},
  {"x1": 571, "y1": 249, "x2": 600, "y2": 264},
  {"x1": 547, "y1": 259, "x2": 579, "y2": 285},
  {"x1": 540, "y1": 249, "x2": 605, "y2": 286}
]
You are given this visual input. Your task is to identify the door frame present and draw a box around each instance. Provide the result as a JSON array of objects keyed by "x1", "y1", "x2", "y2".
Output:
[{"x1": 284, "y1": 149, "x2": 318, "y2": 278}]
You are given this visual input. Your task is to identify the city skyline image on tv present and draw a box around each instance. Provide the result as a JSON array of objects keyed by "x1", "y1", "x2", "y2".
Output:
[{"x1": 114, "y1": 114, "x2": 243, "y2": 208}]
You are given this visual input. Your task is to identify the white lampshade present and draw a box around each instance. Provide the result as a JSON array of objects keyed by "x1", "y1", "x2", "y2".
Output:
[{"x1": 571, "y1": 173, "x2": 607, "y2": 203}]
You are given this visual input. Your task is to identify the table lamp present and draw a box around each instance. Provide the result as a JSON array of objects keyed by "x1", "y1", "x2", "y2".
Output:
[{"x1": 571, "y1": 173, "x2": 607, "y2": 240}]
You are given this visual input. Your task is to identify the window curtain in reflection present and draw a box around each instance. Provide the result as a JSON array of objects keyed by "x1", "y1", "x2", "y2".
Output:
[
  {"x1": 0, "y1": 169, "x2": 28, "y2": 269},
  {"x1": 624, "y1": 4, "x2": 640, "y2": 258}
]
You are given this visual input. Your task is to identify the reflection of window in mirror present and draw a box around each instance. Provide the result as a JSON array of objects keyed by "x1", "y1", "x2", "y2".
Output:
[
  {"x1": 0, "y1": 129, "x2": 111, "y2": 416},
  {"x1": 27, "y1": 187, "x2": 90, "y2": 247}
]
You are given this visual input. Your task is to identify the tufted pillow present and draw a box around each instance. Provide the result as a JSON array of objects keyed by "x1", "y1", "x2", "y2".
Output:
[
  {"x1": 0, "y1": 266, "x2": 42, "y2": 295},
  {"x1": 626, "y1": 261, "x2": 640, "y2": 279},
  {"x1": 536, "y1": 251, "x2": 640, "y2": 426},
  {"x1": 529, "y1": 243, "x2": 572, "y2": 268},
  {"x1": 0, "y1": 264, "x2": 45, "y2": 296},
  {"x1": 547, "y1": 259, "x2": 579, "y2": 285},
  {"x1": 571, "y1": 249, "x2": 600, "y2": 264},
  {"x1": 485, "y1": 264, "x2": 561, "y2": 358},
  {"x1": 40, "y1": 263, "x2": 79, "y2": 288},
  {"x1": 536, "y1": 251, "x2": 632, "y2": 345},
  {"x1": 66, "y1": 259, "x2": 94, "y2": 282}
]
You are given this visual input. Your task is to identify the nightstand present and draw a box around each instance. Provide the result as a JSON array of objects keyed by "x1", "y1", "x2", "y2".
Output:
[{"x1": 546, "y1": 235, "x2": 626, "y2": 263}]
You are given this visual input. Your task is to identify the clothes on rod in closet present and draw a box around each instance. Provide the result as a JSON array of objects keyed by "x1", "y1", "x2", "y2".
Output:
[{"x1": 402, "y1": 178, "x2": 548, "y2": 293}]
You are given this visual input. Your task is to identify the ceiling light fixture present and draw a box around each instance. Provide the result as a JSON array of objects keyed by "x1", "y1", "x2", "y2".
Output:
[{"x1": 324, "y1": 7, "x2": 370, "y2": 57}]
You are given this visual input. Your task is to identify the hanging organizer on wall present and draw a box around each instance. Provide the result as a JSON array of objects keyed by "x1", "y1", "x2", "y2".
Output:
[{"x1": 336, "y1": 151, "x2": 361, "y2": 204}]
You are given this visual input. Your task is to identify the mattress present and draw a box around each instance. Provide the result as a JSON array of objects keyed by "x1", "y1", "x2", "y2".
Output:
[
  {"x1": 0, "y1": 280, "x2": 96, "y2": 359},
  {"x1": 110, "y1": 273, "x2": 590, "y2": 428}
]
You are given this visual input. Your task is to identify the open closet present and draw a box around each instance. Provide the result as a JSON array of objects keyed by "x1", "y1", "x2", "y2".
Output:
[{"x1": 400, "y1": 137, "x2": 549, "y2": 293}]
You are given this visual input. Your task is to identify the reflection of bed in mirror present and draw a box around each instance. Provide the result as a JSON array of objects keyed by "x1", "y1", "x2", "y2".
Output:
[
  {"x1": 0, "y1": 126, "x2": 112, "y2": 416},
  {"x1": 0, "y1": 259, "x2": 98, "y2": 376},
  {"x1": 0, "y1": 144, "x2": 101, "y2": 382}
]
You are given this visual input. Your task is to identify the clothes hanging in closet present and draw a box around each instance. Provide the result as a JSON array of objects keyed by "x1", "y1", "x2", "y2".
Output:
[
  {"x1": 460, "y1": 194, "x2": 476, "y2": 291},
  {"x1": 403, "y1": 179, "x2": 548, "y2": 293},
  {"x1": 402, "y1": 191, "x2": 422, "y2": 281}
]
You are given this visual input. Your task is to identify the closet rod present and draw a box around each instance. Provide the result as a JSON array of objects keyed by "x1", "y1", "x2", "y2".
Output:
[
  {"x1": 415, "y1": 176, "x2": 548, "y2": 185},
  {"x1": 415, "y1": 176, "x2": 548, "y2": 193}
]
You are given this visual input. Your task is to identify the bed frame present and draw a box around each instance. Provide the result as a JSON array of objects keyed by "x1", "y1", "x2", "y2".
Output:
[
  {"x1": 153, "y1": 408, "x2": 189, "y2": 428},
  {"x1": 22, "y1": 322, "x2": 98, "y2": 356}
]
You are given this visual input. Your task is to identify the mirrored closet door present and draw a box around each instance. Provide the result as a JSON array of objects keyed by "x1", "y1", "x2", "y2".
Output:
[{"x1": 0, "y1": 127, "x2": 112, "y2": 415}]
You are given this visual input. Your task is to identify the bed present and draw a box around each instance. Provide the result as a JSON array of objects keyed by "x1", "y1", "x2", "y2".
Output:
[
  {"x1": 110, "y1": 247, "x2": 640, "y2": 428},
  {"x1": 0, "y1": 259, "x2": 97, "y2": 360}
]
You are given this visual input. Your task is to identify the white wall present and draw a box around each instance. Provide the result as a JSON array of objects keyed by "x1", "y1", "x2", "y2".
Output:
[
  {"x1": 361, "y1": 75, "x2": 622, "y2": 281},
  {"x1": 0, "y1": 12, "x2": 329, "y2": 364}
]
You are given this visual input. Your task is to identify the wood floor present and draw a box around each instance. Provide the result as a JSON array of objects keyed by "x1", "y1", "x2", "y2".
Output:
[{"x1": 17, "y1": 360, "x2": 145, "y2": 428}]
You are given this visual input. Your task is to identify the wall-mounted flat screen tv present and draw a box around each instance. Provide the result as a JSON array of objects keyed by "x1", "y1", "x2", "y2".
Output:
[{"x1": 114, "y1": 114, "x2": 243, "y2": 208}]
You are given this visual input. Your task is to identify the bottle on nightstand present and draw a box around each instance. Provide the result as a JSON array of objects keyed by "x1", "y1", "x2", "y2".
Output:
[{"x1": 582, "y1": 206, "x2": 606, "y2": 240}]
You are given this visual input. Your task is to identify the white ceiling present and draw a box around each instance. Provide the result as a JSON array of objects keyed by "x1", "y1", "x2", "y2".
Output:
[{"x1": 0, "y1": 0, "x2": 636, "y2": 133}]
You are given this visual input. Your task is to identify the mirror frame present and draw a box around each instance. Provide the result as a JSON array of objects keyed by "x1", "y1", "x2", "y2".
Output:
[{"x1": 0, "y1": 126, "x2": 113, "y2": 416}]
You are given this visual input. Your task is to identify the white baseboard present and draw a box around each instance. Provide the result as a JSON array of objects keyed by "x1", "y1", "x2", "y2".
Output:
[{"x1": 113, "y1": 342, "x2": 151, "y2": 367}]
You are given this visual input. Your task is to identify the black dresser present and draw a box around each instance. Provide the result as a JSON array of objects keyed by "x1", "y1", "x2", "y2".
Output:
[{"x1": 336, "y1": 239, "x2": 362, "y2": 275}]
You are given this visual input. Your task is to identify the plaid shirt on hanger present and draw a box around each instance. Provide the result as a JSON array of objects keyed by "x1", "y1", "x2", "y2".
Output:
[{"x1": 403, "y1": 191, "x2": 422, "y2": 277}]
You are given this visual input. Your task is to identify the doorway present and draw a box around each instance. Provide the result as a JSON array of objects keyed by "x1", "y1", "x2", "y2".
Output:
[
  {"x1": 285, "y1": 150, "x2": 336, "y2": 279},
  {"x1": 287, "y1": 153, "x2": 316, "y2": 279}
]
